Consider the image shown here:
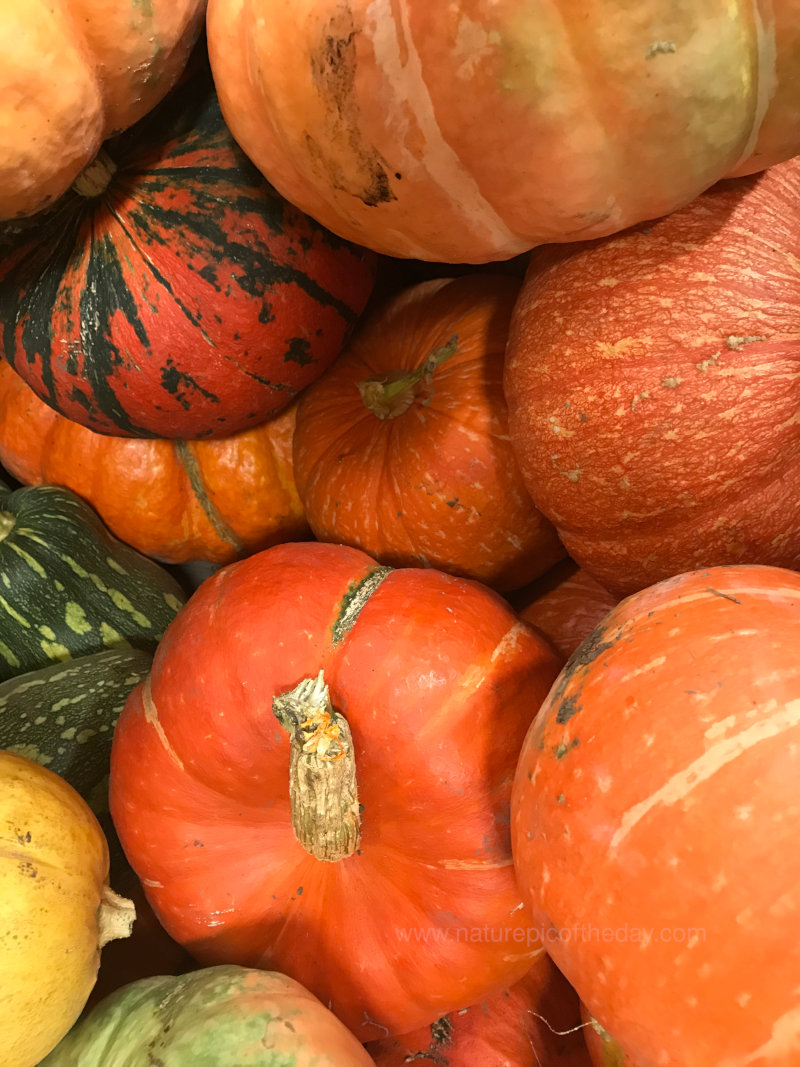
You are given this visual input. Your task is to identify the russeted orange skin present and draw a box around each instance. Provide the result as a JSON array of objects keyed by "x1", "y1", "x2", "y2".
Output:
[
  {"x1": 292, "y1": 274, "x2": 565, "y2": 592},
  {"x1": 511, "y1": 564, "x2": 800, "y2": 1067},
  {"x1": 367, "y1": 950, "x2": 592, "y2": 1066},
  {"x1": 514, "y1": 565, "x2": 619, "y2": 661},
  {"x1": 0, "y1": 0, "x2": 206, "y2": 220},
  {"x1": 206, "y1": 0, "x2": 800, "y2": 262},
  {"x1": 504, "y1": 155, "x2": 800, "y2": 598},
  {"x1": 109, "y1": 541, "x2": 564, "y2": 1040},
  {"x1": 0, "y1": 361, "x2": 309, "y2": 565}
]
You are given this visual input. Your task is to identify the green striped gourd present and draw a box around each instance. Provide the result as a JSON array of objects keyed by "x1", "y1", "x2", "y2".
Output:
[{"x1": 0, "y1": 483, "x2": 185, "y2": 681}]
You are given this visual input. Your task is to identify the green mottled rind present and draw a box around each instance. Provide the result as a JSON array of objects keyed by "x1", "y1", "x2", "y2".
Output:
[
  {"x1": 41, "y1": 965, "x2": 376, "y2": 1066},
  {"x1": 0, "y1": 483, "x2": 185, "y2": 681}
]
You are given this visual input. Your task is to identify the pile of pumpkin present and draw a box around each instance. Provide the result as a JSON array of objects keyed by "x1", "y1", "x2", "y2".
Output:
[{"x1": 1, "y1": 3, "x2": 799, "y2": 1066}]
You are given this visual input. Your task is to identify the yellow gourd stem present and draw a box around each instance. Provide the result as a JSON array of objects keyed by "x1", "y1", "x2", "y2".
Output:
[
  {"x1": 72, "y1": 148, "x2": 118, "y2": 198},
  {"x1": 0, "y1": 512, "x2": 15, "y2": 544},
  {"x1": 357, "y1": 334, "x2": 459, "y2": 420}
]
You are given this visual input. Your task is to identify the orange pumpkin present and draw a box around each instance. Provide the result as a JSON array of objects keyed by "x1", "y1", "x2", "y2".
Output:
[
  {"x1": 206, "y1": 0, "x2": 800, "y2": 261},
  {"x1": 0, "y1": 0, "x2": 206, "y2": 220},
  {"x1": 514, "y1": 563, "x2": 619, "y2": 660},
  {"x1": 0, "y1": 360, "x2": 309, "y2": 564},
  {"x1": 511, "y1": 564, "x2": 800, "y2": 1067},
  {"x1": 367, "y1": 950, "x2": 592, "y2": 1066},
  {"x1": 292, "y1": 274, "x2": 564, "y2": 591},
  {"x1": 504, "y1": 156, "x2": 800, "y2": 597}
]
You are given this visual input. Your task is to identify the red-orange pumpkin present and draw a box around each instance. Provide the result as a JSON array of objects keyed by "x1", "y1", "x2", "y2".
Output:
[
  {"x1": 514, "y1": 563, "x2": 619, "y2": 660},
  {"x1": 504, "y1": 156, "x2": 800, "y2": 597},
  {"x1": 293, "y1": 274, "x2": 564, "y2": 591},
  {"x1": 511, "y1": 564, "x2": 800, "y2": 1067},
  {"x1": 367, "y1": 950, "x2": 592, "y2": 1066},
  {"x1": 109, "y1": 541, "x2": 563, "y2": 1041},
  {"x1": 207, "y1": 1, "x2": 800, "y2": 262},
  {"x1": 0, "y1": 360, "x2": 308, "y2": 565}
]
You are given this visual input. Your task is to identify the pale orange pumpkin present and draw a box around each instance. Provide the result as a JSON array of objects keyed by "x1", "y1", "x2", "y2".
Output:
[
  {"x1": 207, "y1": 0, "x2": 800, "y2": 261},
  {"x1": 0, "y1": 0, "x2": 206, "y2": 220},
  {"x1": 0, "y1": 360, "x2": 309, "y2": 565},
  {"x1": 292, "y1": 274, "x2": 564, "y2": 591}
]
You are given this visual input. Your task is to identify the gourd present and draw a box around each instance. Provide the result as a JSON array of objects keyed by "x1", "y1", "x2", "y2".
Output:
[
  {"x1": 109, "y1": 540, "x2": 563, "y2": 1040},
  {"x1": 0, "y1": 360, "x2": 309, "y2": 564},
  {"x1": 42, "y1": 965, "x2": 375, "y2": 1066},
  {"x1": 0, "y1": 482, "x2": 185, "y2": 681},
  {"x1": 513, "y1": 562, "x2": 619, "y2": 659},
  {"x1": 292, "y1": 274, "x2": 564, "y2": 590},
  {"x1": 0, "y1": 0, "x2": 206, "y2": 220},
  {"x1": 0, "y1": 750, "x2": 134, "y2": 1067},
  {"x1": 0, "y1": 61, "x2": 376, "y2": 439},
  {"x1": 511, "y1": 564, "x2": 800, "y2": 1067},
  {"x1": 504, "y1": 155, "x2": 800, "y2": 596},
  {"x1": 206, "y1": 0, "x2": 800, "y2": 262}
]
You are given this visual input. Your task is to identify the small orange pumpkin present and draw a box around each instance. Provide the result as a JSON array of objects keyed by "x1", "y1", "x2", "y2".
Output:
[
  {"x1": 0, "y1": 361, "x2": 309, "y2": 564},
  {"x1": 292, "y1": 274, "x2": 564, "y2": 591}
]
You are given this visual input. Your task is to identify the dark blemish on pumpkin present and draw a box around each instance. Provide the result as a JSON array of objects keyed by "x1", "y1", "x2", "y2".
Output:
[
  {"x1": 18, "y1": 861, "x2": 37, "y2": 878},
  {"x1": 161, "y1": 360, "x2": 220, "y2": 408},
  {"x1": 16, "y1": 830, "x2": 31, "y2": 844},
  {"x1": 555, "y1": 739, "x2": 579, "y2": 759},
  {"x1": 446, "y1": 498, "x2": 459, "y2": 508},
  {"x1": 557, "y1": 793, "x2": 566, "y2": 804},
  {"x1": 258, "y1": 302, "x2": 275, "y2": 324},
  {"x1": 283, "y1": 336, "x2": 314, "y2": 365},
  {"x1": 555, "y1": 695, "x2": 582, "y2": 724},
  {"x1": 706, "y1": 587, "x2": 742, "y2": 604},
  {"x1": 283, "y1": 1020, "x2": 297, "y2": 1033},
  {"x1": 527, "y1": 769, "x2": 534, "y2": 781},
  {"x1": 297, "y1": 886, "x2": 303, "y2": 895}
]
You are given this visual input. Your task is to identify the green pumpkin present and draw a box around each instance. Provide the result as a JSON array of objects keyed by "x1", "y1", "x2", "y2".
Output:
[
  {"x1": 42, "y1": 965, "x2": 377, "y2": 1066},
  {"x1": 0, "y1": 483, "x2": 185, "y2": 681}
]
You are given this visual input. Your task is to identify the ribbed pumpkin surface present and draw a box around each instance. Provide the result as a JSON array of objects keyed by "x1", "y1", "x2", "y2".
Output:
[{"x1": 0, "y1": 63, "x2": 376, "y2": 439}]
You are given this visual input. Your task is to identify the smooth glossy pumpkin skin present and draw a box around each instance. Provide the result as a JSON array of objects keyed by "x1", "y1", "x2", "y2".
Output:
[
  {"x1": 0, "y1": 751, "x2": 132, "y2": 1067},
  {"x1": 0, "y1": 63, "x2": 376, "y2": 439},
  {"x1": 293, "y1": 274, "x2": 564, "y2": 591},
  {"x1": 109, "y1": 541, "x2": 563, "y2": 1040},
  {"x1": 580, "y1": 1005, "x2": 635, "y2": 1067},
  {"x1": 505, "y1": 156, "x2": 800, "y2": 597},
  {"x1": 511, "y1": 564, "x2": 800, "y2": 1067},
  {"x1": 367, "y1": 950, "x2": 591, "y2": 1066},
  {"x1": 0, "y1": 360, "x2": 309, "y2": 564},
  {"x1": 207, "y1": 0, "x2": 800, "y2": 262},
  {"x1": 514, "y1": 564, "x2": 619, "y2": 659},
  {"x1": 0, "y1": 0, "x2": 206, "y2": 220},
  {"x1": 43, "y1": 965, "x2": 376, "y2": 1066}
]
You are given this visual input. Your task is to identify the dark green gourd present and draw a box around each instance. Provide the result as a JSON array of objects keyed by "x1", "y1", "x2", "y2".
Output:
[{"x1": 0, "y1": 483, "x2": 185, "y2": 681}]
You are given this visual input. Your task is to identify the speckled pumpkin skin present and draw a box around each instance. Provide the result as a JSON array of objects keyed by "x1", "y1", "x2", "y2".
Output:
[
  {"x1": 41, "y1": 965, "x2": 376, "y2": 1065},
  {"x1": 511, "y1": 564, "x2": 800, "y2": 1067}
]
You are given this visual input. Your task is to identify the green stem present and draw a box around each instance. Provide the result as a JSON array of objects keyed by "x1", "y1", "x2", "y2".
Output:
[{"x1": 357, "y1": 334, "x2": 459, "y2": 420}]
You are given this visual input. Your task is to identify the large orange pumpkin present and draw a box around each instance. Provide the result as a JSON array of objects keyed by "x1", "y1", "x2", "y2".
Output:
[
  {"x1": 0, "y1": 360, "x2": 308, "y2": 564},
  {"x1": 504, "y1": 155, "x2": 800, "y2": 597},
  {"x1": 511, "y1": 564, "x2": 800, "y2": 1067},
  {"x1": 292, "y1": 274, "x2": 564, "y2": 591},
  {"x1": 0, "y1": 0, "x2": 206, "y2": 220},
  {"x1": 109, "y1": 541, "x2": 563, "y2": 1040},
  {"x1": 206, "y1": 0, "x2": 800, "y2": 262}
]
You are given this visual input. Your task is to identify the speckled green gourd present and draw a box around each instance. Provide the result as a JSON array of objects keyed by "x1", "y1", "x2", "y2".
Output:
[
  {"x1": 41, "y1": 965, "x2": 377, "y2": 1066},
  {"x1": 0, "y1": 483, "x2": 185, "y2": 681}
]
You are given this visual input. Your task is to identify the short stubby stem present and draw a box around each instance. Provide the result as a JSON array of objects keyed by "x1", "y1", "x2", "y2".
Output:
[
  {"x1": 72, "y1": 148, "x2": 118, "y2": 198},
  {"x1": 273, "y1": 671, "x2": 361, "y2": 862}
]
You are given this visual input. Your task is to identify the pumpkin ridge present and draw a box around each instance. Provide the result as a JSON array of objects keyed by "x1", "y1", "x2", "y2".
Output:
[
  {"x1": 330, "y1": 566, "x2": 393, "y2": 646},
  {"x1": 173, "y1": 441, "x2": 245, "y2": 555}
]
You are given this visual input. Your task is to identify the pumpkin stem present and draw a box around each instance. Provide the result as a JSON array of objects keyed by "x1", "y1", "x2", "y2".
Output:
[
  {"x1": 273, "y1": 671, "x2": 361, "y2": 862},
  {"x1": 97, "y1": 885, "x2": 136, "y2": 948},
  {"x1": 0, "y1": 511, "x2": 15, "y2": 544},
  {"x1": 72, "y1": 148, "x2": 118, "y2": 198},
  {"x1": 357, "y1": 334, "x2": 459, "y2": 420}
]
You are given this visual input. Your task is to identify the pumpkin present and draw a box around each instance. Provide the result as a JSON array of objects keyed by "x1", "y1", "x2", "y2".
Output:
[
  {"x1": 513, "y1": 562, "x2": 619, "y2": 659},
  {"x1": 0, "y1": 750, "x2": 134, "y2": 1067},
  {"x1": 42, "y1": 964, "x2": 375, "y2": 1066},
  {"x1": 0, "y1": 61, "x2": 376, "y2": 440},
  {"x1": 580, "y1": 1007, "x2": 632, "y2": 1067},
  {"x1": 0, "y1": 360, "x2": 309, "y2": 565},
  {"x1": 293, "y1": 274, "x2": 564, "y2": 591},
  {"x1": 0, "y1": 0, "x2": 206, "y2": 221},
  {"x1": 109, "y1": 540, "x2": 563, "y2": 1040},
  {"x1": 0, "y1": 482, "x2": 185, "y2": 681},
  {"x1": 367, "y1": 949, "x2": 592, "y2": 1066},
  {"x1": 511, "y1": 564, "x2": 800, "y2": 1067},
  {"x1": 504, "y1": 155, "x2": 800, "y2": 597},
  {"x1": 206, "y1": 0, "x2": 800, "y2": 263}
]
